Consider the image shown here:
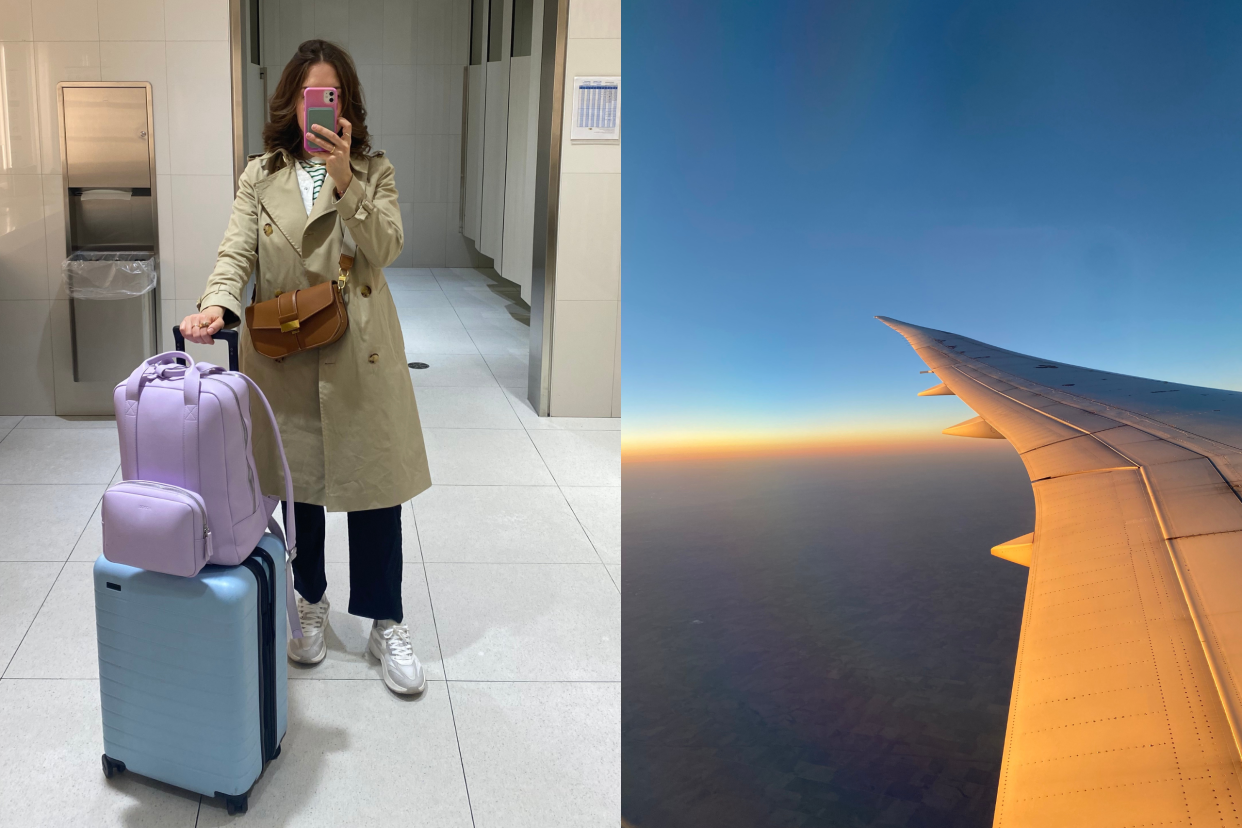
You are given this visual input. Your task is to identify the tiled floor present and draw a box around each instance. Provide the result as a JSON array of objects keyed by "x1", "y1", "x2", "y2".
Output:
[{"x1": 0, "y1": 268, "x2": 620, "y2": 828}]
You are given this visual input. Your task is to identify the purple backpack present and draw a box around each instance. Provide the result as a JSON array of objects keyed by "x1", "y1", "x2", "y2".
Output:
[{"x1": 105, "y1": 350, "x2": 302, "y2": 637}]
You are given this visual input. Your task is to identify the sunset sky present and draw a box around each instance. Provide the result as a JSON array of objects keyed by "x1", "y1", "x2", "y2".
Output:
[{"x1": 622, "y1": 1, "x2": 1242, "y2": 458}]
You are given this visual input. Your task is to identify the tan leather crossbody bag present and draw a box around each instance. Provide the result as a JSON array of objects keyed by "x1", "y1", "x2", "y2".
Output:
[{"x1": 245, "y1": 223, "x2": 356, "y2": 360}]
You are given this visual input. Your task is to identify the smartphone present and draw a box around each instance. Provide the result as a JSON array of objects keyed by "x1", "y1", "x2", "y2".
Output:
[{"x1": 304, "y1": 87, "x2": 339, "y2": 154}]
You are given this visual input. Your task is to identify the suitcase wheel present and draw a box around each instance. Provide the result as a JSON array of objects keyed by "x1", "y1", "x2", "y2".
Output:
[
  {"x1": 223, "y1": 793, "x2": 249, "y2": 815},
  {"x1": 101, "y1": 754, "x2": 126, "y2": 779}
]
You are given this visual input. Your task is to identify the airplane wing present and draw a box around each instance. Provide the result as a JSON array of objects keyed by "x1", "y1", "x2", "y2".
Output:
[{"x1": 879, "y1": 316, "x2": 1242, "y2": 828}]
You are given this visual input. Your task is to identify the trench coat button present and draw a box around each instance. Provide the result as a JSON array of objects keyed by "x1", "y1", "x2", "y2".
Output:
[
  {"x1": 274, "y1": 289, "x2": 283, "y2": 297},
  {"x1": 264, "y1": 223, "x2": 273, "y2": 236},
  {"x1": 360, "y1": 285, "x2": 372, "y2": 298},
  {"x1": 368, "y1": 353, "x2": 379, "y2": 364}
]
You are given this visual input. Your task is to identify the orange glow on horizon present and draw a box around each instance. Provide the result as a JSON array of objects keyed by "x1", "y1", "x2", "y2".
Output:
[{"x1": 621, "y1": 429, "x2": 1006, "y2": 463}]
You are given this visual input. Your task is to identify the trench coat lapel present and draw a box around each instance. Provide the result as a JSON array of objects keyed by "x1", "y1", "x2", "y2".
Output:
[
  {"x1": 303, "y1": 171, "x2": 338, "y2": 239},
  {"x1": 254, "y1": 160, "x2": 306, "y2": 258},
  {"x1": 254, "y1": 151, "x2": 377, "y2": 258}
]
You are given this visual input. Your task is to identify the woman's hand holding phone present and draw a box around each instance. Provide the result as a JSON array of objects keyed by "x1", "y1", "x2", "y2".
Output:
[
  {"x1": 307, "y1": 117, "x2": 354, "y2": 197},
  {"x1": 304, "y1": 87, "x2": 352, "y2": 195}
]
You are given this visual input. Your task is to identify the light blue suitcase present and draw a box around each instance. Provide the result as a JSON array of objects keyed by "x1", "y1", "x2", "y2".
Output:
[{"x1": 94, "y1": 533, "x2": 288, "y2": 815}]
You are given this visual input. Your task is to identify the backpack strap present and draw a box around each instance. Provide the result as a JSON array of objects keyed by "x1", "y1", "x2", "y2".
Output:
[
  {"x1": 234, "y1": 372, "x2": 304, "y2": 639},
  {"x1": 180, "y1": 361, "x2": 214, "y2": 496}
]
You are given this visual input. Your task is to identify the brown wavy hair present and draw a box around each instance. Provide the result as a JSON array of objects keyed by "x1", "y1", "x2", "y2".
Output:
[{"x1": 262, "y1": 39, "x2": 372, "y2": 158}]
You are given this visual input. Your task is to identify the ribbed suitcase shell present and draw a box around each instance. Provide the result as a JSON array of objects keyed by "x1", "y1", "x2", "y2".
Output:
[{"x1": 94, "y1": 534, "x2": 288, "y2": 800}]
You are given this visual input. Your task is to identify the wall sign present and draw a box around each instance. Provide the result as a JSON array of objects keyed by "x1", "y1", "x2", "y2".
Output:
[{"x1": 570, "y1": 76, "x2": 621, "y2": 142}]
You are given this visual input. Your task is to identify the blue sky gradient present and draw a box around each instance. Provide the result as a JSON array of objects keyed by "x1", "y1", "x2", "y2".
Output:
[{"x1": 623, "y1": 1, "x2": 1242, "y2": 445}]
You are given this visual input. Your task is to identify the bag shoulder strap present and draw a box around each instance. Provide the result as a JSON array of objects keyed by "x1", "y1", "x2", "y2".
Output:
[
  {"x1": 232, "y1": 370, "x2": 304, "y2": 640},
  {"x1": 338, "y1": 220, "x2": 356, "y2": 288}
]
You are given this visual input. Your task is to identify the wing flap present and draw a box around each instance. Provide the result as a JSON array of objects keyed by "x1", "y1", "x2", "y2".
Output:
[
  {"x1": 999, "y1": 388, "x2": 1063, "y2": 409},
  {"x1": 1018, "y1": 434, "x2": 1134, "y2": 481},
  {"x1": 1170, "y1": 531, "x2": 1242, "y2": 747},
  {"x1": 1029, "y1": 402, "x2": 1121, "y2": 433},
  {"x1": 1094, "y1": 425, "x2": 1163, "y2": 446},
  {"x1": 1118, "y1": 439, "x2": 1203, "y2": 466},
  {"x1": 1145, "y1": 458, "x2": 1242, "y2": 539},
  {"x1": 1095, "y1": 427, "x2": 1203, "y2": 466}
]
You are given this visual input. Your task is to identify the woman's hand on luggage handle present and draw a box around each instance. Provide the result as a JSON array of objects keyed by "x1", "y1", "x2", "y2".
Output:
[{"x1": 180, "y1": 307, "x2": 225, "y2": 345}]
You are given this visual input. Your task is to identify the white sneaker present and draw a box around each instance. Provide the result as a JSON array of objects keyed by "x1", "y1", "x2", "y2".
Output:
[
  {"x1": 368, "y1": 619, "x2": 426, "y2": 695},
  {"x1": 287, "y1": 595, "x2": 330, "y2": 664}
]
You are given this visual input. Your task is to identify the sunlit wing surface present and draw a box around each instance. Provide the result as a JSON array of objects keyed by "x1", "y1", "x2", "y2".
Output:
[{"x1": 880, "y1": 316, "x2": 1242, "y2": 828}]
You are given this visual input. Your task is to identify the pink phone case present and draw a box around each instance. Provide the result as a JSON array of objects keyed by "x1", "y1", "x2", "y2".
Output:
[{"x1": 304, "y1": 87, "x2": 339, "y2": 154}]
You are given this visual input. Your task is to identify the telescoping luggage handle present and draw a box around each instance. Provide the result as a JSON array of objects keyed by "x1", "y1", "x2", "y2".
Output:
[{"x1": 172, "y1": 326, "x2": 239, "y2": 371}]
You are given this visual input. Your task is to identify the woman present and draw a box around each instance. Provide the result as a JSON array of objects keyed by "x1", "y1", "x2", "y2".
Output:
[{"x1": 180, "y1": 40, "x2": 430, "y2": 695}]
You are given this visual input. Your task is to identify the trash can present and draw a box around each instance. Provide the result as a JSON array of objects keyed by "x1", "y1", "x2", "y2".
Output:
[
  {"x1": 62, "y1": 251, "x2": 159, "y2": 383},
  {"x1": 62, "y1": 251, "x2": 157, "y2": 300}
]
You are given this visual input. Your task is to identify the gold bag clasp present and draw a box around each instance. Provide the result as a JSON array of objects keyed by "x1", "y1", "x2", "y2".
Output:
[
  {"x1": 338, "y1": 253, "x2": 355, "y2": 291},
  {"x1": 280, "y1": 319, "x2": 301, "y2": 333}
]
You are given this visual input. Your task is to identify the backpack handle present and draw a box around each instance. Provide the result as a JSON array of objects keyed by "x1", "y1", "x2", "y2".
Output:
[{"x1": 123, "y1": 351, "x2": 195, "y2": 403}]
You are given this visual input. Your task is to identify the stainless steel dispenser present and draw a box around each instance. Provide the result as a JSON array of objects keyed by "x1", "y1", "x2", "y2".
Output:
[{"x1": 56, "y1": 82, "x2": 160, "y2": 383}]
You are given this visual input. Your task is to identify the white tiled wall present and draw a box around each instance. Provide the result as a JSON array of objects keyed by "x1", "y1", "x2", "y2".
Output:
[
  {"x1": 0, "y1": 0, "x2": 235, "y2": 414},
  {"x1": 549, "y1": 0, "x2": 620, "y2": 417},
  {"x1": 262, "y1": 0, "x2": 488, "y2": 268}
]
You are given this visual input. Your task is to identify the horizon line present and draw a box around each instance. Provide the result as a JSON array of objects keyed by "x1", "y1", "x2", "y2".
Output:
[{"x1": 621, "y1": 431, "x2": 1009, "y2": 463}]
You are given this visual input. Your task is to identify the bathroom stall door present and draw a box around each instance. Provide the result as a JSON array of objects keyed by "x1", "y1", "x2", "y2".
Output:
[
  {"x1": 478, "y1": 0, "x2": 512, "y2": 262},
  {"x1": 241, "y1": 0, "x2": 266, "y2": 159},
  {"x1": 463, "y1": 0, "x2": 488, "y2": 242},
  {"x1": 500, "y1": 0, "x2": 541, "y2": 299}
]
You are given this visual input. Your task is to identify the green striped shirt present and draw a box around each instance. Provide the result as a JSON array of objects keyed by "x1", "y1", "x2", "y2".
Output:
[{"x1": 298, "y1": 159, "x2": 328, "y2": 205}]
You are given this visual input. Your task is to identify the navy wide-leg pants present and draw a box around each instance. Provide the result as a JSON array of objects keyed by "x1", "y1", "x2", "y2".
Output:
[{"x1": 282, "y1": 501, "x2": 404, "y2": 622}]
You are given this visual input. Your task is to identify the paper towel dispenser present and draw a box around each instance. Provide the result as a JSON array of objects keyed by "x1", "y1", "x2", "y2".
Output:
[{"x1": 61, "y1": 86, "x2": 152, "y2": 188}]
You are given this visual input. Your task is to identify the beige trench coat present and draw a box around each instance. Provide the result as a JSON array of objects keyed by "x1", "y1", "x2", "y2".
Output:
[{"x1": 198, "y1": 148, "x2": 430, "y2": 512}]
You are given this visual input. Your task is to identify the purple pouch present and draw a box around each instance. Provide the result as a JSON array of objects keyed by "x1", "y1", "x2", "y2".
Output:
[{"x1": 102, "y1": 480, "x2": 213, "y2": 577}]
